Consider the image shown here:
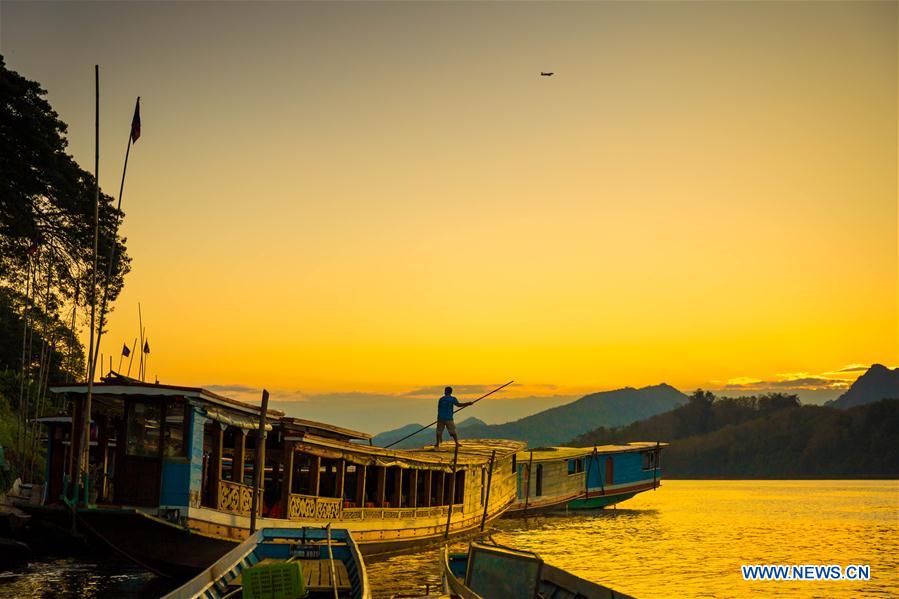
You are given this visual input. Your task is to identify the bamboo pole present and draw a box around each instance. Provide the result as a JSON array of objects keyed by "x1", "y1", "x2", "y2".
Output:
[
  {"x1": 443, "y1": 444, "x2": 459, "y2": 540},
  {"x1": 479, "y1": 449, "x2": 496, "y2": 531},
  {"x1": 325, "y1": 523, "x2": 339, "y2": 599},
  {"x1": 126, "y1": 338, "x2": 136, "y2": 377},
  {"x1": 653, "y1": 441, "x2": 660, "y2": 489},
  {"x1": 91, "y1": 99, "x2": 138, "y2": 381},
  {"x1": 78, "y1": 64, "x2": 101, "y2": 508},
  {"x1": 384, "y1": 381, "x2": 514, "y2": 449},
  {"x1": 249, "y1": 389, "x2": 269, "y2": 534},
  {"x1": 523, "y1": 450, "x2": 533, "y2": 517}
]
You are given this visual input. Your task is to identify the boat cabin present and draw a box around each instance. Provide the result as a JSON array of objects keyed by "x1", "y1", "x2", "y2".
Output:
[{"x1": 507, "y1": 443, "x2": 667, "y2": 515}]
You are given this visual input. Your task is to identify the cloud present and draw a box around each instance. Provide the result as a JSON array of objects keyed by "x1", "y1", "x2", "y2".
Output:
[
  {"x1": 205, "y1": 383, "x2": 260, "y2": 394},
  {"x1": 833, "y1": 364, "x2": 870, "y2": 373},
  {"x1": 714, "y1": 365, "x2": 866, "y2": 399}
]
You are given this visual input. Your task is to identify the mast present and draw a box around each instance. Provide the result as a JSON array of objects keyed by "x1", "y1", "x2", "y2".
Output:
[{"x1": 80, "y1": 63, "x2": 101, "y2": 506}]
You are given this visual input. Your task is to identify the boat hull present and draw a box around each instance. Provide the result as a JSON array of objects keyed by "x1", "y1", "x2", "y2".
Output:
[
  {"x1": 17, "y1": 500, "x2": 512, "y2": 576},
  {"x1": 505, "y1": 481, "x2": 657, "y2": 517}
]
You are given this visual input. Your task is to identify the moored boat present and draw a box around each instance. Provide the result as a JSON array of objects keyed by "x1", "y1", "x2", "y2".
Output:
[
  {"x1": 442, "y1": 541, "x2": 634, "y2": 599},
  {"x1": 505, "y1": 444, "x2": 666, "y2": 516},
  {"x1": 18, "y1": 379, "x2": 524, "y2": 575},
  {"x1": 162, "y1": 526, "x2": 370, "y2": 599}
]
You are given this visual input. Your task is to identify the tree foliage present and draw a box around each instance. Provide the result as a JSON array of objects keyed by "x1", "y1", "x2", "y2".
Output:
[
  {"x1": 568, "y1": 391, "x2": 898, "y2": 478},
  {"x1": 0, "y1": 54, "x2": 130, "y2": 333},
  {"x1": 0, "y1": 55, "x2": 132, "y2": 484}
]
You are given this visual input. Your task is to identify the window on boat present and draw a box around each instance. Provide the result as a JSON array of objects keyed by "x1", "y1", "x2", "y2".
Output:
[
  {"x1": 163, "y1": 399, "x2": 186, "y2": 458},
  {"x1": 567, "y1": 458, "x2": 585, "y2": 475},
  {"x1": 535, "y1": 464, "x2": 543, "y2": 496},
  {"x1": 125, "y1": 400, "x2": 161, "y2": 457},
  {"x1": 511, "y1": 454, "x2": 516, "y2": 473},
  {"x1": 454, "y1": 470, "x2": 465, "y2": 505},
  {"x1": 480, "y1": 468, "x2": 485, "y2": 505},
  {"x1": 642, "y1": 451, "x2": 656, "y2": 470}
]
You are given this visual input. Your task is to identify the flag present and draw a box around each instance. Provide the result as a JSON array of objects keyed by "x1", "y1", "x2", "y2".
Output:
[
  {"x1": 130, "y1": 97, "x2": 141, "y2": 143},
  {"x1": 143, "y1": 339, "x2": 150, "y2": 354},
  {"x1": 121, "y1": 343, "x2": 131, "y2": 357}
]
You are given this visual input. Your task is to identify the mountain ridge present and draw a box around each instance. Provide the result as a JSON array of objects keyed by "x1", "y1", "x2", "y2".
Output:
[{"x1": 375, "y1": 383, "x2": 688, "y2": 448}]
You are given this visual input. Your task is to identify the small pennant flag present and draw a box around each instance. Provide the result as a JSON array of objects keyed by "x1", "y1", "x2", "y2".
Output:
[
  {"x1": 143, "y1": 339, "x2": 150, "y2": 354},
  {"x1": 130, "y1": 97, "x2": 141, "y2": 143},
  {"x1": 121, "y1": 343, "x2": 131, "y2": 357}
]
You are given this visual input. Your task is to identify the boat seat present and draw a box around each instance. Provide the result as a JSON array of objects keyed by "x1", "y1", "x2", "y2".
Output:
[
  {"x1": 231, "y1": 558, "x2": 352, "y2": 593},
  {"x1": 298, "y1": 559, "x2": 352, "y2": 593}
]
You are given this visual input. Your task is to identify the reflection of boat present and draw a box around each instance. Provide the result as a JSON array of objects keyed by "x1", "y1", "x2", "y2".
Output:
[
  {"x1": 18, "y1": 379, "x2": 524, "y2": 575},
  {"x1": 505, "y1": 444, "x2": 666, "y2": 516},
  {"x1": 162, "y1": 526, "x2": 370, "y2": 599},
  {"x1": 442, "y1": 541, "x2": 634, "y2": 599}
]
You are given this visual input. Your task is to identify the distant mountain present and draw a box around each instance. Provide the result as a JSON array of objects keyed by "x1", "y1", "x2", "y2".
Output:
[
  {"x1": 375, "y1": 384, "x2": 687, "y2": 449},
  {"x1": 828, "y1": 364, "x2": 899, "y2": 409},
  {"x1": 372, "y1": 417, "x2": 486, "y2": 447}
]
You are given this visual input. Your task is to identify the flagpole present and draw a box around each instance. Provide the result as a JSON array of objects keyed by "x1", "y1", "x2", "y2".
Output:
[
  {"x1": 80, "y1": 64, "x2": 101, "y2": 508},
  {"x1": 126, "y1": 338, "x2": 136, "y2": 377},
  {"x1": 117, "y1": 346, "x2": 124, "y2": 373},
  {"x1": 138, "y1": 304, "x2": 144, "y2": 382},
  {"x1": 92, "y1": 97, "x2": 139, "y2": 381}
]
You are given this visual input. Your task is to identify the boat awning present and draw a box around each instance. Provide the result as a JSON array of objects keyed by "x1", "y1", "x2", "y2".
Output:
[
  {"x1": 285, "y1": 434, "x2": 525, "y2": 472},
  {"x1": 204, "y1": 406, "x2": 273, "y2": 432}
]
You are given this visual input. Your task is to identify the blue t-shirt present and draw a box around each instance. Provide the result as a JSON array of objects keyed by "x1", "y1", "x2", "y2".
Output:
[{"x1": 438, "y1": 395, "x2": 460, "y2": 421}]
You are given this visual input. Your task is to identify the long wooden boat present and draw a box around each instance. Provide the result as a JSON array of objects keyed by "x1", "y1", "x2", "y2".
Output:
[
  {"x1": 505, "y1": 444, "x2": 666, "y2": 516},
  {"x1": 442, "y1": 541, "x2": 634, "y2": 599},
  {"x1": 161, "y1": 526, "x2": 370, "y2": 599},
  {"x1": 17, "y1": 379, "x2": 524, "y2": 575}
]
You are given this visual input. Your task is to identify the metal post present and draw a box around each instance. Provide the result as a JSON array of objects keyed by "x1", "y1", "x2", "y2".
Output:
[{"x1": 249, "y1": 389, "x2": 269, "y2": 533}]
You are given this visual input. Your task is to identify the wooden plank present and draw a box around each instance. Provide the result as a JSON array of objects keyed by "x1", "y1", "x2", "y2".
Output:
[{"x1": 298, "y1": 559, "x2": 351, "y2": 591}]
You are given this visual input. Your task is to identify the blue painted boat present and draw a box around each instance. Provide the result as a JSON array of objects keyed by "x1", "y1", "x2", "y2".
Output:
[
  {"x1": 162, "y1": 526, "x2": 370, "y2": 599},
  {"x1": 505, "y1": 443, "x2": 667, "y2": 516},
  {"x1": 442, "y1": 541, "x2": 634, "y2": 599}
]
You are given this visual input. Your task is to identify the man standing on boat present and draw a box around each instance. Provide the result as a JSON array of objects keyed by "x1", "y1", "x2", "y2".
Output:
[{"x1": 436, "y1": 386, "x2": 473, "y2": 447}]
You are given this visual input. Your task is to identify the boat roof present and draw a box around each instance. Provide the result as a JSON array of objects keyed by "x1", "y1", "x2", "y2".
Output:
[
  {"x1": 518, "y1": 442, "x2": 668, "y2": 462},
  {"x1": 49, "y1": 381, "x2": 285, "y2": 419},
  {"x1": 48, "y1": 381, "x2": 371, "y2": 442},
  {"x1": 280, "y1": 417, "x2": 371, "y2": 441},
  {"x1": 286, "y1": 433, "x2": 526, "y2": 470}
]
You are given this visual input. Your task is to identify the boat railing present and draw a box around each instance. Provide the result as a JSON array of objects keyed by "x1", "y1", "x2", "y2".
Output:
[
  {"x1": 283, "y1": 497, "x2": 464, "y2": 522},
  {"x1": 287, "y1": 493, "x2": 343, "y2": 520},
  {"x1": 218, "y1": 480, "x2": 259, "y2": 516}
]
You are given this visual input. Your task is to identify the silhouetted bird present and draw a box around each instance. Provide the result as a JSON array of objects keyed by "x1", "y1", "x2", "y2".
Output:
[{"x1": 540, "y1": 72, "x2": 554, "y2": 77}]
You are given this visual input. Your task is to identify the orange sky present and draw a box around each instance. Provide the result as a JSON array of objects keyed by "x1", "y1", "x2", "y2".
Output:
[{"x1": 2, "y1": 2, "x2": 896, "y2": 427}]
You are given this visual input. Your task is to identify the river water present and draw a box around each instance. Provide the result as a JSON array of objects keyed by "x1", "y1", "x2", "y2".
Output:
[{"x1": 1, "y1": 480, "x2": 896, "y2": 598}]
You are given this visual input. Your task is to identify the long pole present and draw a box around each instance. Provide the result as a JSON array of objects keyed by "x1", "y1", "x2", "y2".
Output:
[
  {"x1": 653, "y1": 441, "x2": 660, "y2": 489},
  {"x1": 92, "y1": 99, "x2": 138, "y2": 380},
  {"x1": 249, "y1": 389, "x2": 269, "y2": 534},
  {"x1": 443, "y1": 443, "x2": 459, "y2": 540},
  {"x1": 126, "y1": 338, "x2": 136, "y2": 377},
  {"x1": 17, "y1": 257, "x2": 33, "y2": 463},
  {"x1": 325, "y1": 523, "x2": 339, "y2": 599},
  {"x1": 522, "y1": 450, "x2": 533, "y2": 517},
  {"x1": 479, "y1": 449, "x2": 496, "y2": 532},
  {"x1": 138, "y1": 305, "x2": 144, "y2": 382},
  {"x1": 384, "y1": 380, "x2": 514, "y2": 449},
  {"x1": 80, "y1": 64, "x2": 101, "y2": 507}
]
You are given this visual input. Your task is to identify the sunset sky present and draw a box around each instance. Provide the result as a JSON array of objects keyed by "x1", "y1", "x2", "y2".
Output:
[{"x1": 2, "y1": 2, "x2": 895, "y2": 431}]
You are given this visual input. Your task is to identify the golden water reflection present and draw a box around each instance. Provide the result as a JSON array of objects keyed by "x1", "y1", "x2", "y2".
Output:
[{"x1": 366, "y1": 480, "x2": 899, "y2": 598}]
